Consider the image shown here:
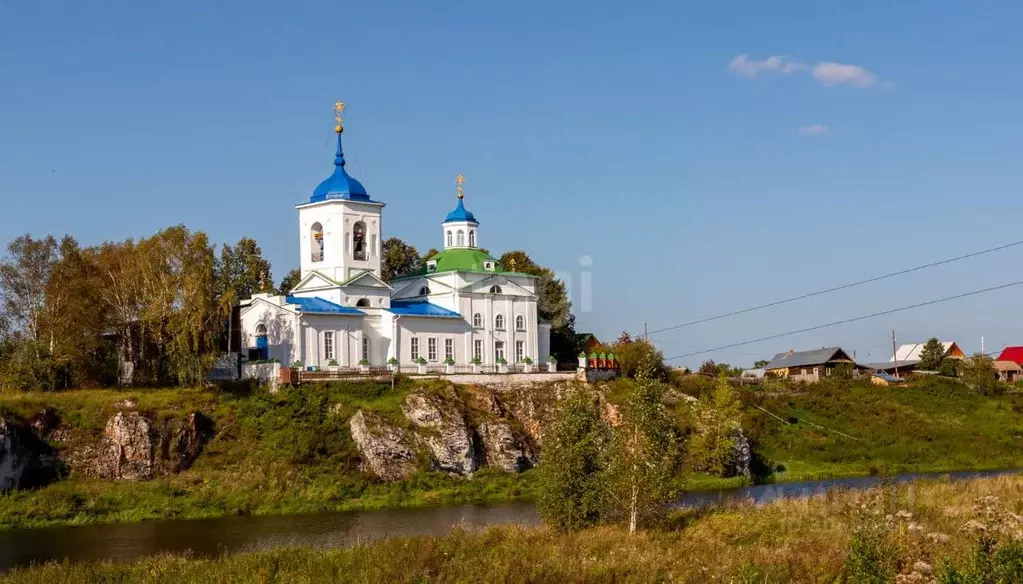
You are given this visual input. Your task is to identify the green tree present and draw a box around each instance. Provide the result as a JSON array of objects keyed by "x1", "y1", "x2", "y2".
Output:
[
  {"x1": 684, "y1": 378, "x2": 743, "y2": 476},
  {"x1": 536, "y1": 392, "x2": 610, "y2": 532},
  {"x1": 918, "y1": 338, "x2": 946, "y2": 371},
  {"x1": 698, "y1": 360, "x2": 720, "y2": 376},
  {"x1": 381, "y1": 237, "x2": 421, "y2": 282},
  {"x1": 959, "y1": 353, "x2": 1001, "y2": 395},
  {"x1": 217, "y1": 237, "x2": 272, "y2": 304},
  {"x1": 278, "y1": 268, "x2": 301, "y2": 295},
  {"x1": 605, "y1": 371, "x2": 680, "y2": 533},
  {"x1": 0, "y1": 234, "x2": 59, "y2": 349},
  {"x1": 614, "y1": 337, "x2": 668, "y2": 380},
  {"x1": 753, "y1": 359, "x2": 770, "y2": 368}
]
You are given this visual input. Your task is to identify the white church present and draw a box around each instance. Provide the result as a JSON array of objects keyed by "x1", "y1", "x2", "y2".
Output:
[{"x1": 238, "y1": 102, "x2": 551, "y2": 370}]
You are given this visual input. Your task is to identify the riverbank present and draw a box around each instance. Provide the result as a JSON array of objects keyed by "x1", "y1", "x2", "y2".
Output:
[
  {"x1": 2, "y1": 376, "x2": 1021, "y2": 531},
  {"x1": 6, "y1": 472, "x2": 1023, "y2": 582}
]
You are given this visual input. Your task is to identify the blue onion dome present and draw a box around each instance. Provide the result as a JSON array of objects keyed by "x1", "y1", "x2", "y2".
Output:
[
  {"x1": 444, "y1": 198, "x2": 478, "y2": 223},
  {"x1": 310, "y1": 132, "x2": 370, "y2": 203}
]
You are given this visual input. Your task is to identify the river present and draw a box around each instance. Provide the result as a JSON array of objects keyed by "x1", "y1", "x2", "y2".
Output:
[{"x1": 0, "y1": 468, "x2": 1016, "y2": 572}]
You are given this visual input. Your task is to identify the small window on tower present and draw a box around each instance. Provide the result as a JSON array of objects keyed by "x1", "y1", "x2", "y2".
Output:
[
  {"x1": 456, "y1": 230, "x2": 465, "y2": 247},
  {"x1": 484, "y1": 261, "x2": 494, "y2": 271},
  {"x1": 446, "y1": 231, "x2": 453, "y2": 247},
  {"x1": 468, "y1": 230, "x2": 476, "y2": 247},
  {"x1": 353, "y1": 221, "x2": 367, "y2": 261},
  {"x1": 311, "y1": 222, "x2": 324, "y2": 262},
  {"x1": 427, "y1": 260, "x2": 437, "y2": 272}
]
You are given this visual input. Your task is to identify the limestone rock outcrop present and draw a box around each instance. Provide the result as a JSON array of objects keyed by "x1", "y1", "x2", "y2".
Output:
[
  {"x1": 727, "y1": 428, "x2": 752, "y2": 479},
  {"x1": 96, "y1": 410, "x2": 214, "y2": 481},
  {"x1": 476, "y1": 420, "x2": 533, "y2": 473},
  {"x1": 401, "y1": 389, "x2": 479, "y2": 476},
  {"x1": 0, "y1": 415, "x2": 62, "y2": 491},
  {"x1": 348, "y1": 410, "x2": 417, "y2": 481}
]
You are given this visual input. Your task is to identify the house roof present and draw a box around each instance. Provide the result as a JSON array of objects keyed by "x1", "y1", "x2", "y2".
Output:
[
  {"x1": 993, "y1": 360, "x2": 1023, "y2": 373},
  {"x1": 997, "y1": 346, "x2": 1023, "y2": 364},
  {"x1": 285, "y1": 295, "x2": 365, "y2": 315},
  {"x1": 388, "y1": 299, "x2": 462, "y2": 318},
  {"x1": 764, "y1": 347, "x2": 854, "y2": 371},
  {"x1": 862, "y1": 360, "x2": 920, "y2": 372},
  {"x1": 892, "y1": 341, "x2": 957, "y2": 362}
]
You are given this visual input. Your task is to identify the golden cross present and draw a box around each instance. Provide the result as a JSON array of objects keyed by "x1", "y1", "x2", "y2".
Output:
[
  {"x1": 334, "y1": 99, "x2": 346, "y2": 133},
  {"x1": 456, "y1": 173, "x2": 465, "y2": 199}
]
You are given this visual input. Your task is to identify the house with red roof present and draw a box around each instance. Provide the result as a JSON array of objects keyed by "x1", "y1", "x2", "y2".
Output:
[{"x1": 997, "y1": 347, "x2": 1023, "y2": 365}]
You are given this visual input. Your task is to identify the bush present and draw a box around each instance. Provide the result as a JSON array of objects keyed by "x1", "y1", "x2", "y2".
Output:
[{"x1": 614, "y1": 338, "x2": 668, "y2": 380}]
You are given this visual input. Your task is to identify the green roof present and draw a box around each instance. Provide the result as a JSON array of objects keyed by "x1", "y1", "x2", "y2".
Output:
[{"x1": 393, "y1": 248, "x2": 536, "y2": 280}]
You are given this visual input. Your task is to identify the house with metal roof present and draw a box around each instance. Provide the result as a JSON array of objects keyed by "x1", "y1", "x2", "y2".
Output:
[
  {"x1": 238, "y1": 102, "x2": 551, "y2": 370},
  {"x1": 891, "y1": 341, "x2": 965, "y2": 364},
  {"x1": 764, "y1": 347, "x2": 856, "y2": 383},
  {"x1": 996, "y1": 346, "x2": 1023, "y2": 366}
]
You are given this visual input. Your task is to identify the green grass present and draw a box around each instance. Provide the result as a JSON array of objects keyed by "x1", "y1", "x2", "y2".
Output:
[
  {"x1": 7, "y1": 473, "x2": 1023, "y2": 583},
  {"x1": 742, "y1": 375, "x2": 1023, "y2": 482},
  {"x1": 2, "y1": 375, "x2": 1021, "y2": 532}
]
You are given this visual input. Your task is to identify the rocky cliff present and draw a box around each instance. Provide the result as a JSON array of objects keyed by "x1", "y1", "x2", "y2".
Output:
[
  {"x1": 0, "y1": 404, "x2": 213, "y2": 490},
  {"x1": 348, "y1": 381, "x2": 750, "y2": 481}
]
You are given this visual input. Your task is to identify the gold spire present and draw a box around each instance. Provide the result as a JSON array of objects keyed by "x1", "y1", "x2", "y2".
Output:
[
  {"x1": 334, "y1": 99, "x2": 346, "y2": 134},
  {"x1": 456, "y1": 173, "x2": 465, "y2": 199}
]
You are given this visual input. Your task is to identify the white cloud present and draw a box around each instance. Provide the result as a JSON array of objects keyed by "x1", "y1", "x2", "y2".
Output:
[
  {"x1": 799, "y1": 124, "x2": 829, "y2": 136},
  {"x1": 812, "y1": 62, "x2": 877, "y2": 88},
  {"x1": 728, "y1": 55, "x2": 881, "y2": 88},
  {"x1": 727, "y1": 54, "x2": 805, "y2": 78}
]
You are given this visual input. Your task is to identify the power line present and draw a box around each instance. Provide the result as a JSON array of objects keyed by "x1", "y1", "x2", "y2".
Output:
[
  {"x1": 645, "y1": 239, "x2": 1023, "y2": 338},
  {"x1": 664, "y1": 280, "x2": 1023, "y2": 361}
]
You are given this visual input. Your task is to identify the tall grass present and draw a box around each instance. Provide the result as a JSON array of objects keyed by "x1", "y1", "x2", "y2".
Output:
[{"x1": 7, "y1": 474, "x2": 1023, "y2": 583}]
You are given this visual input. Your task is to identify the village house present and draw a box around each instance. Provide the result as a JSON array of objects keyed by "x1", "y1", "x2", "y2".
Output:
[
  {"x1": 863, "y1": 340, "x2": 965, "y2": 377},
  {"x1": 764, "y1": 347, "x2": 856, "y2": 383},
  {"x1": 993, "y1": 360, "x2": 1022, "y2": 383}
]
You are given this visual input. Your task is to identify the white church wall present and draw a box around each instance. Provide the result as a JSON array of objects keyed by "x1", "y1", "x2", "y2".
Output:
[
  {"x1": 239, "y1": 298, "x2": 300, "y2": 365},
  {"x1": 397, "y1": 318, "x2": 472, "y2": 366}
]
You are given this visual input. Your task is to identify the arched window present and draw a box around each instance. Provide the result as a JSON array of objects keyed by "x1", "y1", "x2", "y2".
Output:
[
  {"x1": 353, "y1": 221, "x2": 367, "y2": 261},
  {"x1": 356, "y1": 298, "x2": 370, "y2": 307},
  {"x1": 489, "y1": 285, "x2": 502, "y2": 294},
  {"x1": 495, "y1": 314, "x2": 505, "y2": 330},
  {"x1": 468, "y1": 230, "x2": 475, "y2": 247},
  {"x1": 446, "y1": 231, "x2": 453, "y2": 247},
  {"x1": 472, "y1": 313, "x2": 482, "y2": 328},
  {"x1": 419, "y1": 286, "x2": 431, "y2": 296},
  {"x1": 515, "y1": 315, "x2": 525, "y2": 331},
  {"x1": 311, "y1": 222, "x2": 324, "y2": 262},
  {"x1": 456, "y1": 230, "x2": 464, "y2": 246}
]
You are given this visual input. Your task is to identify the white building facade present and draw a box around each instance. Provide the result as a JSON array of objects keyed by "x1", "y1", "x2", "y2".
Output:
[{"x1": 238, "y1": 112, "x2": 551, "y2": 370}]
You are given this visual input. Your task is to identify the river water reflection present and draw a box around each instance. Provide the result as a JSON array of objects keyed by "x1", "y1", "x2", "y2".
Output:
[{"x1": 0, "y1": 468, "x2": 1015, "y2": 572}]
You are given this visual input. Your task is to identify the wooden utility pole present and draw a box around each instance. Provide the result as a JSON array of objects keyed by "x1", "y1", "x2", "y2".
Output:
[
  {"x1": 892, "y1": 330, "x2": 899, "y2": 378},
  {"x1": 644, "y1": 323, "x2": 649, "y2": 340}
]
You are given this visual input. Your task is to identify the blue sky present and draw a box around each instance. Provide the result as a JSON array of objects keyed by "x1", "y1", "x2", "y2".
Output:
[{"x1": 2, "y1": 1, "x2": 1022, "y2": 368}]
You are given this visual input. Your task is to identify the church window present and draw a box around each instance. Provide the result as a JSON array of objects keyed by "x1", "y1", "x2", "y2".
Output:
[
  {"x1": 362, "y1": 337, "x2": 370, "y2": 362},
  {"x1": 495, "y1": 314, "x2": 505, "y2": 330},
  {"x1": 484, "y1": 261, "x2": 494, "y2": 272},
  {"x1": 446, "y1": 231, "x2": 453, "y2": 247},
  {"x1": 445, "y1": 339, "x2": 454, "y2": 361},
  {"x1": 428, "y1": 338, "x2": 437, "y2": 361},
  {"x1": 515, "y1": 315, "x2": 525, "y2": 331},
  {"x1": 419, "y1": 286, "x2": 430, "y2": 296},
  {"x1": 490, "y1": 285, "x2": 502, "y2": 294},
  {"x1": 353, "y1": 221, "x2": 367, "y2": 261},
  {"x1": 472, "y1": 313, "x2": 482, "y2": 328},
  {"x1": 456, "y1": 230, "x2": 464, "y2": 246},
  {"x1": 474, "y1": 340, "x2": 482, "y2": 361},
  {"x1": 468, "y1": 230, "x2": 475, "y2": 247},
  {"x1": 311, "y1": 222, "x2": 324, "y2": 262},
  {"x1": 495, "y1": 341, "x2": 505, "y2": 362},
  {"x1": 516, "y1": 341, "x2": 525, "y2": 363},
  {"x1": 356, "y1": 298, "x2": 370, "y2": 307},
  {"x1": 411, "y1": 337, "x2": 420, "y2": 361},
  {"x1": 324, "y1": 331, "x2": 334, "y2": 361}
]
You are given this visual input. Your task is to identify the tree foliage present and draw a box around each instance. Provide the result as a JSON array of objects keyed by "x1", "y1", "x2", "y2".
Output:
[
  {"x1": 277, "y1": 268, "x2": 301, "y2": 296},
  {"x1": 217, "y1": 237, "x2": 272, "y2": 305},
  {"x1": 381, "y1": 237, "x2": 421, "y2": 282},
  {"x1": 683, "y1": 378, "x2": 743, "y2": 476},
  {"x1": 958, "y1": 353, "x2": 1001, "y2": 395},
  {"x1": 604, "y1": 371, "x2": 681, "y2": 532},
  {"x1": 536, "y1": 392, "x2": 609, "y2": 532},
  {"x1": 614, "y1": 337, "x2": 668, "y2": 380},
  {"x1": 918, "y1": 338, "x2": 946, "y2": 371}
]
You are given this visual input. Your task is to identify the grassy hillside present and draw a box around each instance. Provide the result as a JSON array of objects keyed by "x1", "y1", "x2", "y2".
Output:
[
  {"x1": 6, "y1": 473, "x2": 1023, "y2": 583},
  {"x1": 739, "y1": 375, "x2": 1023, "y2": 481},
  {"x1": 0, "y1": 380, "x2": 536, "y2": 530}
]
